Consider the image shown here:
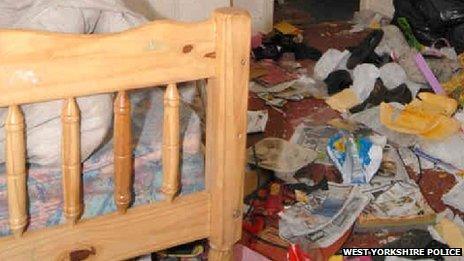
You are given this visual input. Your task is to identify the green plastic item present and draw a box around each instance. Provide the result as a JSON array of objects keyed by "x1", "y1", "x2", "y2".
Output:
[{"x1": 397, "y1": 17, "x2": 424, "y2": 51}]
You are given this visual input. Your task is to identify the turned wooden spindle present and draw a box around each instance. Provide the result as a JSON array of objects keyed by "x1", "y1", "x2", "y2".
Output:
[
  {"x1": 61, "y1": 98, "x2": 82, "y2": 225},
  {"x1": 161, "y1": 83, "x2": 180, "y2": 202},
  {"x1": 5, "y1": 105, "x2": 28, "y2": 237},
  {"x1": 113, "y1": 91, "x2": 133, "y2": 214}
]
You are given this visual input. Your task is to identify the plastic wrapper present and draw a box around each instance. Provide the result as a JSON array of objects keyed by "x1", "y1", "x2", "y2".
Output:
[
  {"x1": 313, "y1": 49, "x2": 350, "y2": 81},
  {"x1": 349, "y1": 105, "x2": 419, "y2": 147},
  {"x1": 352, "y1": 64, "x2": 380, "y2": 102},
  {"x1": 326, "y1": 130, "x2": 386, "y2": 185},
  {"x1": 379, "y1": 63, "x2": 408, "y2": 90}
]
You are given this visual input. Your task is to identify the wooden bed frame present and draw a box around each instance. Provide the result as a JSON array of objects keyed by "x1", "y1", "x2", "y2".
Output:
[{"x1": 0, "y1": 8, "x2": 250, "y2": 260}]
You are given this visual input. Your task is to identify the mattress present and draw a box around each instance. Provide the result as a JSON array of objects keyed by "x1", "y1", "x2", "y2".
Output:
[{"x1": 0, "y1": 87, "x2": 205, "y2": 237}]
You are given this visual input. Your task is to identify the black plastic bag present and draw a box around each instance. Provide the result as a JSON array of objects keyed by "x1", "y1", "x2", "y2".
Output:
[
  {"x1": 393, "y1": 0, "x2": 444, "y2": 46},
  {"x1": 449, "y1": 22, "x2": 464, "y2": 53},
  {"x1": 393, "y1": 0, "x2": 464, "y2": 48},
  {"x1": 418, "y1": 0, "x2": 464, "y2": 28}
]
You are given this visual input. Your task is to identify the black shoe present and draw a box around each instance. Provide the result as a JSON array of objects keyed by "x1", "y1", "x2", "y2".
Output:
[
  {"x1": 347, "y1": 30, "x2": 384, "y2": 70},
  {"x1": 252, "y1": 43, "x2": 282, "y2": 61},
  {"x1": 350, "y1": 78, "x2": 388, "y2": 113},
  {"x1": 293, "y1": 43, "x2": 322, "y2": 60},
  {"x1": 384, "y1": 83, "x2": 412, "y2": 104},
  {"x1": 325, "y1": 70, "x2": 352, "y2": 95},
  {"x1": 365, "y1": 52, "x2": 393, "y2": 68},
  {"x1": 266, "y1": 30, "x2": 322, "y2": 61}
]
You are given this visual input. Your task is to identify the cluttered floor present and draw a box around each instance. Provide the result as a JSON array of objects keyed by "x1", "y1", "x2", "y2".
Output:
[
  {"x1": 239, "y1": 0, "x2": 464, "y2": 260},
  {"x1": 154, "y1": 1, "x2": 464, "y2": 260}
]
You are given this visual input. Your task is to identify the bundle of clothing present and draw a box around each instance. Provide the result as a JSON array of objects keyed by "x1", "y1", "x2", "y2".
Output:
[{"x1": 0, "y1": 0, "x2": 199, "y2": 167}]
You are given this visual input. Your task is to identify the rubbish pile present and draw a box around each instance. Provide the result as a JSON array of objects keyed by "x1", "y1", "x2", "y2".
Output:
[{"x1": 244, "y1": 3, "x2": 464, "y2": 260}]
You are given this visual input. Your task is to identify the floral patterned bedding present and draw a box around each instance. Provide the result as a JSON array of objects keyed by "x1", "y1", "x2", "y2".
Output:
[{"x1": 0, "y1": 87, "x2": 205, "y2": 237}]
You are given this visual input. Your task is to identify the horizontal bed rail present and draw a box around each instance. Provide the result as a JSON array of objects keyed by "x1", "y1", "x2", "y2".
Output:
[
  {"x1": 0, "y1": 192, "x2": 210, "y2": 260},
  {"x1": 0, "y1": 19, "x2": 216, "y2": 107}
]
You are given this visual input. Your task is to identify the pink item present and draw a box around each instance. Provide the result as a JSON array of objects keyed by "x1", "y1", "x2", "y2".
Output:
[
  {"x1": 415, "y1": 53, "x2": 446, "y2": 95},
  {"x1": 234, "y1": 244, "x2": 271, "y2": 261}
]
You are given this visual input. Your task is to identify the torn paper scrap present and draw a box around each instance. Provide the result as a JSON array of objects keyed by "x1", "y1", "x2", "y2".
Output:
[
  {"x1": 247, "y1": 110, "x2": 269, "y2": 134},
  {"x1": 256, "y1": 92, "x2": 287, "y2": 108},
  {"x1": 442, "y1": 181, "x2": 464, "y2": 212}
]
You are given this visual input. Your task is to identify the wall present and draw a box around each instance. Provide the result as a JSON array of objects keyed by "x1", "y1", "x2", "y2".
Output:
[
  {"x1": 122, "y1": 0, "x2": 274, "y2": 33},
  {"x1": 122, "y1": 0, "x2": 230, "y2": 21},
  {"x1": 234, "y1": 0, "x2": 274, "y2": 34}
]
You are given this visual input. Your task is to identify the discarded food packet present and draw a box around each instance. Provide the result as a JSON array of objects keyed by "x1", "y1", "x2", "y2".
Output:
[
  {"x1": 326, "y1": 130, "x2": 386, "y2": 185},
  {"x1": 247, "y1": 110, "x2": 269, "y2": 134}
]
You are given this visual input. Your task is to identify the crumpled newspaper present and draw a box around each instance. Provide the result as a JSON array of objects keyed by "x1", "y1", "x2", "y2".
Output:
[
  {"x1": 247, "y1": 138, "x2": 317, "y2": 173},
  {"x1": 369, "y1": 182, "x2": 430, "y2": 218},
  {"x1": 279, "y1": 183, "x2": 370, "y2": 248}
]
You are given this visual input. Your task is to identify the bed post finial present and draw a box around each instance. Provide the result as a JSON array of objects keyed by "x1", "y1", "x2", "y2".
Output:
[{"x1": 207, "y1": 7, "x2": 251, "y2": 261}]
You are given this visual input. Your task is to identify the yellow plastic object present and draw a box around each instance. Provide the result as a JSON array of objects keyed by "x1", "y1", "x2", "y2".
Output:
[
  {"x1": 379, "y1": 103, "x2": 440, "y2": 134},
  {"x1": 434, "y1": 218, "x2": 464, "y2": 249},
  {"x1": 380, "y1": 93, "x2": 460, "y2": 140},
  {"x1": 325, "y1": 88, "x2": 361, "y2": 113},
  {"x1": 416, "y1": 92, "x2": 457, "y2": 116},
  {"x1": 420, "y1": 116, "x2": 460, "y2": 139},
  {"x1": 274, "y1": 21, "x2": 301, "y2": 35}
]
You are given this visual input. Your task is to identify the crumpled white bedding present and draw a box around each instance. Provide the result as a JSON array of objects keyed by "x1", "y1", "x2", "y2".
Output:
[{"x1": 0, "y1": 0, "x2": 201, "y2": 166}]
